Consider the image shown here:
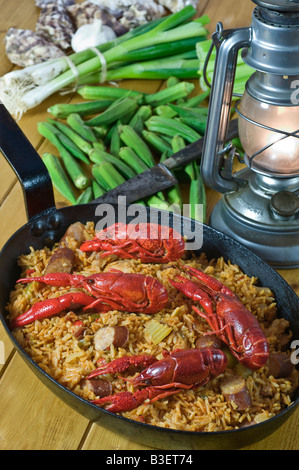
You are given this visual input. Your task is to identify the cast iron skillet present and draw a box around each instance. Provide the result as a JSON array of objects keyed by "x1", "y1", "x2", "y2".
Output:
[{"x1": 0, "y1": 104, "x2": 298, "y2": 450}]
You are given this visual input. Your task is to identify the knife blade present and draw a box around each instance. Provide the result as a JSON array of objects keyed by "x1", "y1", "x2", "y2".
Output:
[{"x1": 92, "y1": 119, "x2": 239, "y2": 205}]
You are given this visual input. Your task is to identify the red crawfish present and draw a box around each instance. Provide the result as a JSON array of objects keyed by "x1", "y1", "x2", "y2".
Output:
[
  {"x1": 87, "y1": 348, "x2": 228, "y2": 413},
  {"x1": 80, "y1": 223, "x2": 185, "y2": 263},
  {"x1": 169, "y1": 266, "x2": 269, "y2": 370},
  {"x1": 10, "y1": 271, "x2": 169, "y2": 329}
]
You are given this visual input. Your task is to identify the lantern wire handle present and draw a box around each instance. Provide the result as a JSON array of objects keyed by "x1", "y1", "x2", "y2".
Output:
[
  {"x1": 202, "y1": 22, "x2": 244, "y2": 98},
  {"x1": 234, "y1": 99, "x2": 299, "y2": 168}
]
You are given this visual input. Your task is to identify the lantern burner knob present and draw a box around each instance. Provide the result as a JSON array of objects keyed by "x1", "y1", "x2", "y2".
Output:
[{"x1": 270, "y1": 190, "x2": 299, "y2": 218}]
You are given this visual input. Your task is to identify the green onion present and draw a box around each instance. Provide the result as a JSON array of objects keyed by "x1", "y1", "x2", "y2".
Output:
[
  {"x1": 99, "y1": 58, "x2": 200, "y2": 82},
  {"x1": 0, "y1": 7, "x2": 208, "y2": 118},
  {"x1": 117, "y1": 36, "x2": 200, "y2": 63},
  {"x1": 42, "y1": 152, "x2": 77, "y2": 205}
]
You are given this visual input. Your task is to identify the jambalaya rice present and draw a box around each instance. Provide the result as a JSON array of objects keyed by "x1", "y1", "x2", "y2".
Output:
[{"x1": 6, "y1": 222, "x2": 299, "y2": 432}]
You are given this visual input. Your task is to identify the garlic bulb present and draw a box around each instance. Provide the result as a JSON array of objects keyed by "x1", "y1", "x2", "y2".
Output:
[{"x1": 71, "y1": 19, "x2": 116, "y2": 52}]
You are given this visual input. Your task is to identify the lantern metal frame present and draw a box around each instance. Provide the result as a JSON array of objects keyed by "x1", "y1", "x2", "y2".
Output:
[{"x1": 200, "y1": 0, "x2": 299, "y2": 268}]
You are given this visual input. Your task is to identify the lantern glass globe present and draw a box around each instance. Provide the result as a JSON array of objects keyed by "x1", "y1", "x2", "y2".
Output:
[{"x1": 238, "y1": 90, "x2": 299, "y2": 176}]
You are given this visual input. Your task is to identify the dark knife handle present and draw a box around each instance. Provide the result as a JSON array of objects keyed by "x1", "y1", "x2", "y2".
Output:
[{"x1": 164, "y1": 119, "x2": 239, "y2": 170}]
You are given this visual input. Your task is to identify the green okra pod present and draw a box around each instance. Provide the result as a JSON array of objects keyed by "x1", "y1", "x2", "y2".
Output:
[
  {"x1": 187, "y1": 162, "x2": 206, "y2": 223},
  {"x1": 118, "y1": 147, "x2": 150, "y2": 173},
  {"x1": 42, "y1": 152, "x2": 77, "y2": 205},
  {"x1": 92, "y1": 161, "x2": 126, "y2": 191},
  {"x1": 47, "y1": 119, "x2": 93, "y2": 155},
  {"x1": 92, "y1": 180, "x2": 106, "y2": 198},
  {"x1": 77, "y1": 86, "x2": 145, "y2": 101},
  {"x1": 178, "y1": 117, "x2": 207, "y2": 135},
  {"x1": 129, "y1": 105, "x2": 152, "y2": 134},
  {"x1": 145, "y1": 116, "x2": 200, "y2": 143},
  {"x1": 47, "y1": 100, "x2": 114, "y2": 119},
  {"x1": 76, "y1": 186, "x2": 94, "y2": 205},
  {"x1": 89, "y1": 148, "x2": 136, "y2": 179},
  {"x1": 119, "y1": 125, "x2": 155, "y2": 167},
  {"x1": 143, "y1": 81, "x2": 194, "y2": 107},
  {"x1": 40, "y1": 120, "x2": 89, "y2": 163},
  {"x1": 85, "y1": 97, "x2": 140, "y2": 127},
  {"x1": 142, "y1": 130, "x2": 173, "y2": 157},
  {"x1": 38, "y1": 122, "x2": 90, "y2": 189},
  {"x1": 67, "y1": 113, "x2": 97, "y2": 143},
  {"x1": 110, "y1": 124, "x2": 121, "y2": 157}
]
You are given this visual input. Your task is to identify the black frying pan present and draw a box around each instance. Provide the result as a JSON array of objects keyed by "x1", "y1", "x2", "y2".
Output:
[{"x1": 0, "y1": 103, "x2": 298, "y2": 450}]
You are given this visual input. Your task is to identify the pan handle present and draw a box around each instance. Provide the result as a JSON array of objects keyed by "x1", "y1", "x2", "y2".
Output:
[{"x1": 0, "y1": 103, "x2": 56, "y2": 220}]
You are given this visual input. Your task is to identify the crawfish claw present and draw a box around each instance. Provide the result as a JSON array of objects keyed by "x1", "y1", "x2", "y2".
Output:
[
  {"x1": 10, "y1": 292, "x2": 93, "y2": 329},
  {"x1": 86, "y1": 355, "x2": 157, "y2": 380},
  {"x1": 92, "y1": 390, "x2": 149, "y2": 413}
]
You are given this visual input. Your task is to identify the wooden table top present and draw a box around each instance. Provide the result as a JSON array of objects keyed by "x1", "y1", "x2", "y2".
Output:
[{"x1": 0, "y1": 0, "x2": 298, "y2": 451}]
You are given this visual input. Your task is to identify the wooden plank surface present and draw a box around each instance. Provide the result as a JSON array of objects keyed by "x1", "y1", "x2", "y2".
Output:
[{"x1": 0, "y1": 0, "x2": 298, "y2": 451}]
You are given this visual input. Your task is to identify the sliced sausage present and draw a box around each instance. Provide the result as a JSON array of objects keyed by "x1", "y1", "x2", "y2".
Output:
[
  {"x1": 44, "y1": 247, "x2": 76, "y2": 274},
  {"x1": 60, "y1": 222, "x2": 86, "y2": 248},
  {"x1": 266, "y1": 353, "x2": 294, "y2": 378},
  {"x1": 81, "y1": 378, "x2": 112, "y2": 397},
  {"x1": 221, "y1": 375, "x2": 252, "y2": 410},
  {"x1": 94, "y1": 326, "x2": 129, "y2": 351}
]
